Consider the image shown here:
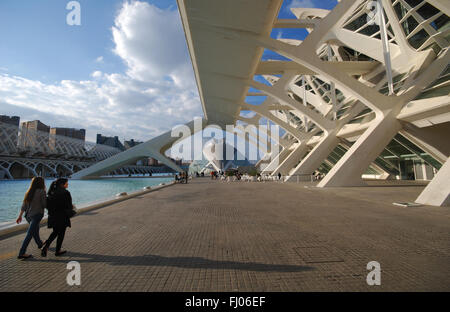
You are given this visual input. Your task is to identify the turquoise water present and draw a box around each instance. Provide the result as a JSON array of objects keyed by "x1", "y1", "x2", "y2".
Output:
[{"x1": 0, "y1": 176, "x2": 173, "y2": 223}]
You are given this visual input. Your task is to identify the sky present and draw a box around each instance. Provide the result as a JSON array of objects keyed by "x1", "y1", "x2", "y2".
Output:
[{"x1": 0, "y1": 0, "x2": 337, "y2": 144}]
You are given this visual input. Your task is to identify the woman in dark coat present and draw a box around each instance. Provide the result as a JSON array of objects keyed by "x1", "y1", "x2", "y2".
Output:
[{"x1": 41, "y1": 178, "x2": 73, "y2": 257}]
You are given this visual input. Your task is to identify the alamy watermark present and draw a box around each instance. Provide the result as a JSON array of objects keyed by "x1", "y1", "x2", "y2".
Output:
[
  {"x1": 66, "y1": 1, "x2": 81, "y2": 26},
  {"x1": 67, "y1": 261, "x2": 81, "y2": 286},
  {"x1": 366, "y1": 261, "x2": 381, "y2": 286}
]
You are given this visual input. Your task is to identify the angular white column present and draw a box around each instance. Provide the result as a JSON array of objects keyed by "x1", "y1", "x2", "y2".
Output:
[
  {"x1": 416, "y1": 157, "x2": 450, "y2": 207},
  {"x1": 285, "y1": 133, "x2": 340, "y2": 182},
  {"x1": 261, "y1": 144, "x2": 292, "y2": 174},
  {"x1": 285, "y1": 100, "x2": 367, "y2": 182},
  {"x1": 318, "y1": 112, "x2": 402, "y2": 187},
  {"x1": 272, "y1": 142, "x2": 310, "y2": 176},
  {"x1": 400, "y1": 123, "x2": 449, "y2": 164}
]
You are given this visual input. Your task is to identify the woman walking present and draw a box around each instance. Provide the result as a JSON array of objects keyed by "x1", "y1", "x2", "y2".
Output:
[
  {"x1": 16, "y1": 177, "x2": 46, "y2": 260},
  {"x1": 41, "y1": 178, "x2": 73, "y2": 257}
]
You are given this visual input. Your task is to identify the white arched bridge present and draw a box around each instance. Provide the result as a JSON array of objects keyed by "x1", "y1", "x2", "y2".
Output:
[{"x1": 0, "y1": 122, "x2": 177, "y2": 179}]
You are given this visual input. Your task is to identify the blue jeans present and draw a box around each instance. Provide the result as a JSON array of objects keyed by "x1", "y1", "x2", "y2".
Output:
[{"x1": 19, "y1": 213, "x2": 43, "y2": 256}]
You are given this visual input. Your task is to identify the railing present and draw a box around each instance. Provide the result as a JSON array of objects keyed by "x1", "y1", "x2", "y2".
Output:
[
  {"x1": 284, "y1": 174, "x2": 321, "y2": 183},
  {"x1": 0, "y1": 122, "x2": 122, "y2": 162},
  {"x1": 227, "y1": 173, "x2": 319, "y2": 183}
]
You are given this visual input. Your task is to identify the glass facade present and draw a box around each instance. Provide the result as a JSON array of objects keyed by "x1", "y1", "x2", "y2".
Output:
[{"x1": 316, "y1": 133, "x2": 441, "y2": 180}]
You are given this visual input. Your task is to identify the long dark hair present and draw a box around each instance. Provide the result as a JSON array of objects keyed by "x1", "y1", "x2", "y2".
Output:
[
  {"x1": 24, "y1": 177, "x2": 45, "y2": 204},
  {"x1": 48, "y1": 178, "x2": 68, "y2": 196}
]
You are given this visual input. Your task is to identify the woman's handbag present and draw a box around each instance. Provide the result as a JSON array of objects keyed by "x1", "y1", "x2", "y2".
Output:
[{"x1": 67, "y1": 206, "x2": 77, "y2": 218}]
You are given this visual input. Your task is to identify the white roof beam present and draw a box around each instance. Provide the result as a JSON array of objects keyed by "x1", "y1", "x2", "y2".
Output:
[
  {"x1": 273, "y1": 19, "x2": 318, "y2": 28},
  {"x1": 255, "y1": 60, "x2": 378, "y2": 75}
]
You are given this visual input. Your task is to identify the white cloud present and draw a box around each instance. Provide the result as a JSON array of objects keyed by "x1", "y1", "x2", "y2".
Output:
[
  {"x1": 112, "y1": 1, "x2": 195, "y2": 89},
  {"x1": 91, "y1": 70, "x2": 102, "y2": 78},
  {"x1": 276, "y1": 30, "x2": 283, "y2": 39},
  {"x1": 0, "y1": 1, "x2": 202, "y2": 143},
  {"x1": 95, "y1": 56, "x2": 104, "y2": 63}
]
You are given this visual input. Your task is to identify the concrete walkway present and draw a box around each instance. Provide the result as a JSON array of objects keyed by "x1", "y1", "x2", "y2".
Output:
[{"x1": 0, "y1": 178, "x2": 449, "y2": 291}]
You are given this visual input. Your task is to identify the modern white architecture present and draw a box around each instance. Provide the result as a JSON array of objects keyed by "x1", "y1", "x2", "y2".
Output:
[{"x1": 73, "y1": 0, "x2": 449, "y2": 206}]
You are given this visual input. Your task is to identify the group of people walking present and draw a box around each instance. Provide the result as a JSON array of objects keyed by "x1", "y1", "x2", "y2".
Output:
[
  {"x1": 16, "y1": 177, "x2": 74, "y2": 260},
  {"x1": 210, "y1": 171, "x2": 219, "y2": 180},
  {"x1": 175, "y1": 171, "x2": 189, "y2": 184}
]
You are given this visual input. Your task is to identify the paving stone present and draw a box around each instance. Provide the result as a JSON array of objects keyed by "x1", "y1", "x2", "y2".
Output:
[{"x1": 0, "y1": 178, "x2": 449, "y2": 291}]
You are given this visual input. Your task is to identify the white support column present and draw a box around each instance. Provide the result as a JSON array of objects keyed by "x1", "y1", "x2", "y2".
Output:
[
  {"x1": 285, "y1": 100, "x2": 366, "y2": 182},
  {"x1": 378, "y1": 0, "x2": 394, "y2": 95},
  {"x1": 316, "y1": 48, "x2": 450, "y2": 187},
  {"x1": 400, "y1": 124, "x2": 449, "y2": 164},
  {"x1": 179, "y1": 0, "x2": 450, "y2": 191},
  {"x1": 327, "y1": 45, "x2": 338, "y2": 120},
  {"x1": 285, "y1": 133, "x2": 341, "y2": 182},
  {"x1": 236, "y1": 114, "x2": 290, "y2": 173},
  {"x1": 272, "y1": 142, "x2": 310, "y2": 176},
  {"x1": 241, "y1": 102, "x2": 311, "y2": 175},
  {"x1": 416, "y1": 157, "x2": 450, "y2": 207},
  {"x1": 302, "y1": 75, "x2": 309, "y2": 131},
  {"x1": 240, "y1": 102, "x2": 307, "y2": 142},
  {"x1": 318, "y1": 112, "x2": 402, "y2": 187},
  {"x1": 249, "y1": 79, "x2": 335, "y2": 131},
  {"x1": 3, "y1": 165, "x2": 13, "y2": 180},
  {"x1": 261, "y1": 144, "x2": 292, "y2": 174}
]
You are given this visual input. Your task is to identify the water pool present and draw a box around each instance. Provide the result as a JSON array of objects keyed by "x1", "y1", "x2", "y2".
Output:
[{"x1": 0, "y1": 177, "x2": 173, "y2": 223}]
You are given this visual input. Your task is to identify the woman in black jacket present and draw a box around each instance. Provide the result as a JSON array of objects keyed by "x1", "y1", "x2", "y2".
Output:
[{"x1": 41, "y1": 178, "x2": 73, "y2": 257}]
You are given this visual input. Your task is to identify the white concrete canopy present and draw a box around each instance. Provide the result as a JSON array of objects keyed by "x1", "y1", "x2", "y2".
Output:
[
  {"x1": 75, "y1": 0, "x2": 449, "y2": 207},
  {"x1": 177, "y1": 0, "x2": 449, "y2": 206}
]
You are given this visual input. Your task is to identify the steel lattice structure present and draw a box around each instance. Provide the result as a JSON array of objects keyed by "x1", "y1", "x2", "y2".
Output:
[{"x1": 0, "y1": 122, "x2": 121, "y2": 162}]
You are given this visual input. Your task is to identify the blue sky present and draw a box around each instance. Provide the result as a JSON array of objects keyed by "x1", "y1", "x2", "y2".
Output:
[
  {"x1": 265, "y1": 0, "x2": 338, "y2": 60},
  {"x1": 0, "y1": 0, "x2": 336, "y2": 143},
  {"x1": 0, "y1": 0, "x2": 197, "y2": 142},
  {"x1": 0, "y1": 0, "x2": 176, "y2": 83}
]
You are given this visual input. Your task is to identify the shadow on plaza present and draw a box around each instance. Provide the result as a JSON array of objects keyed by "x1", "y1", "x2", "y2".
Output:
[
  {"x1": 362, "y1": 184, "x2": 426, "y2": 188},
  {"x1": 31, "y1": 251, "x2": 314, "y2": 273},
  {"x1": 364, "y1": 181, "x2": 428, "y2": 187}
]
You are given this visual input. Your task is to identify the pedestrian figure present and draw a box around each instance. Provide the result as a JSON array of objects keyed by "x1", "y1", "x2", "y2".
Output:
[
  {"x1": 16, "y1": 177, "x2": 47, "y2": 260},
  {"x1": 41, "y1": 178, "x2": 74, "y2": 257}
]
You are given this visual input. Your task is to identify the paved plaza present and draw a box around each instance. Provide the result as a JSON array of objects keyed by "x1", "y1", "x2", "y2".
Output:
[{"x1": 0, "y1": 178, "x2": 449, "y2": 292}]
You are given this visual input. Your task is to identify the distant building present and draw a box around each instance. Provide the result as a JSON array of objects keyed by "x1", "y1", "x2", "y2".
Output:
[
  {"x1": 168, "y1": 157, "x2": 183, "y2": 166},
  {"x1": 0, "y1": 115, "x2": 20, "y2": 126},
  {"x1": 124, "y1": 139, "x2": 143, "y2": 150},
  {"x1": 19, "y1": 120, "x2": 50, "y2": 152},
  {"x1": 148, "y1": 158, "x2": 159, "y2": 166},
  {"x1": 96, "y1": 134, "x2": 125, "y2": 151},
  {"x1": 49, "y1": 127, "x2": 86, "y2": 154},
  {"x1": 148, "y1": 157, "x2": 184, "y2": 167},
  {"x1": 182, "y1": 160, "x2": 193, "y2": 167},
  {"x1": 50, "y1": 127, "x2": 86, "y2": 140},
  {"x1": 124, "y1": 139, "x2": 145, "y2": 165},
  {"x1": 0, "y1": 115, "x2": 20, "y2": 154}
]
